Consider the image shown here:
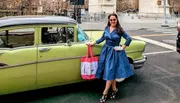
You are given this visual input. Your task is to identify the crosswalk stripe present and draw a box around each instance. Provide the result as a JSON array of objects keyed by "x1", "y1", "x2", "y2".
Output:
[
  {"x1": 143, "y1": 51, "x2": 175, "y2": 55},
  {"x1": 137, "y1": 34, "x2": 176, "y2": 37},
  {"x1": 132, "y1": 36, "x2": 176, "y2": 51}
]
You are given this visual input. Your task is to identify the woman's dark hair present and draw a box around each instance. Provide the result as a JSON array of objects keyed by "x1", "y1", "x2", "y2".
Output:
[{"x1": 107, "y1": 13, "x2": 124, "y2": 35}]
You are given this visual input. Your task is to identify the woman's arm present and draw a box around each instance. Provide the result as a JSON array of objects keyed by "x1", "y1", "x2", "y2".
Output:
[
  {"x1": 122, "y1": 32, "x2": 132, "y2": 49},
  {"x1": 96, "y1": 32, "x2": 105, "y2": 44},
  {"x1": 91, "y1": 32, "x2": 105, "y2": 45}
]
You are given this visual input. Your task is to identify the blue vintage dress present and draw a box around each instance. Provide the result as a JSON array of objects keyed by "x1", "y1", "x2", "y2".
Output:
[{"x1": 95, "y1": 27, "x2": 134, "y2": 80}]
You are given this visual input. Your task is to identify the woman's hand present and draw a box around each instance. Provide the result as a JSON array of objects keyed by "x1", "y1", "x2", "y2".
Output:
[
  {"x1": 86, "y1": 42, "x2": 96, "y2": 46},
  {"x1": 90, "y1": 42, "x2": 96, "y2": 46},
  {"x1": 114, "y1": 46, "x2": 123, "y2": 51},
  {"x1": 114, "y1": 45, "x2": 127, "y2": 51},
  {"x1": 122, "y1": 45, "x2": 127, "y2": 50}
]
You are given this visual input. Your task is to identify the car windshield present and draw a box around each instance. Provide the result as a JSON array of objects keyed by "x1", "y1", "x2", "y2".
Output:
[{"x1": 77, "y1": 25, "x2": 89, "y2": 41}]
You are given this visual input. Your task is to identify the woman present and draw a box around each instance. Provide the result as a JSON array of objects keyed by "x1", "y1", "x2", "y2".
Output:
[
  {"x1": 91, "y1": 13, "x2": 134, "y2": 103},
  {"x1": 177, "y1": 17, "x2": 180, "y2": 53}
]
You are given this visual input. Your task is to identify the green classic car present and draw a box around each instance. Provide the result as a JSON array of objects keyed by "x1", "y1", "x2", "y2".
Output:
[{"x1": 0, "y1": 16, "x2": 146, "y2": 95}]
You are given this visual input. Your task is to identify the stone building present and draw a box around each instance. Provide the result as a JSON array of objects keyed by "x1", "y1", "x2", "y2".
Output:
[
  {"x1": 116, "y1": 0, "x2": 139, "y2": 12},
  {"x1": 139, "y1": 0, "x2": 170, "y2": 14},
  {"x1": 139, "y1": 0, "x2": 180, "y2": 15},
  {"x1": 88, "y1": 0, "x2": 116, "y2": 13}
]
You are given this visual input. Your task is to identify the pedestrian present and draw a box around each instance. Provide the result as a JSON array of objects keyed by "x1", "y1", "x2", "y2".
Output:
[
  {"x1": 177, "y1": 15, "x2": 180, "y2": 53},
  {"x1": 90, "y1": 13, "x2": 134, "y2": 103}
]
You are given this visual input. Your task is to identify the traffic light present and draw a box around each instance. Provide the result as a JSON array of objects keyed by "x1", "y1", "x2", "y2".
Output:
[
  {"x1": 77, "y1": 8, "x2": 81, "y2": 17},
  {"x1": 69, "y1": 0, "x2": 84, "y2": 5},
  {"x1": 157, "y1": 0, "x2": 161, "y2": 5},
  {"x1": 78, "y1": 0, "x2": 84, "y2": 5},
  {"x1": 77, "y1": 8, "x2": 81, "y2": 23}
]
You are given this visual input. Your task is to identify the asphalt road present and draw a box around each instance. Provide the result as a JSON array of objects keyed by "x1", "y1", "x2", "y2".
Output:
[{"x1": 0, "y1": 29, "x2": 180, "y2": 103}]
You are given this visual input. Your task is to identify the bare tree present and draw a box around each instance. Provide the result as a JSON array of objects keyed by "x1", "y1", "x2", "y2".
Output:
[
  {"x1": 117, "y1": 0, "x2": 132, "y2": 12},
  {"x1": 0, "y1": 0, "x2": 9, "y2": 10},
  {"x1": 168, "y1": 0, "x2": 180, "y2": 14}
]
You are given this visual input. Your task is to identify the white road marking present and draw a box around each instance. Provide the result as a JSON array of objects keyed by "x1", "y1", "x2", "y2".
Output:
[
  {"x1": 143, "y1": 51, "x2": 175, "y2": 55},
  {"x1": 153, "y1": 65, "x2": 175, "y2": 75},
  {"x1": 162, "y1": 31, "x2": 173, "y2": 34},
  {"x1": 132, "y1": 36, "x2": 176, "y2": 51},
  {"x1": 138, "y1": 34, "x2": 176, "y2": 37}
]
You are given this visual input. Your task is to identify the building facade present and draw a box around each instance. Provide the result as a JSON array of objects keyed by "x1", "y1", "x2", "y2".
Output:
[
  {"x1": 116, "y1": 0, "x2": 138, "y2": 12},
  {"x1": 139, "y1": 0, "x2": 170, "y2": 14},
  {"x1": 88, "y1": 0, "x2": 116, "y2": 13}
]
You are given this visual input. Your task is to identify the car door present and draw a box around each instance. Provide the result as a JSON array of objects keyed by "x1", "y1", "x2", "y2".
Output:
[
  {"x1": 37, "y1": 25, "x2": 84, "y2": 87},
  {"x1": 0, "y1": 27, "x2": 37, "y2": 94}
]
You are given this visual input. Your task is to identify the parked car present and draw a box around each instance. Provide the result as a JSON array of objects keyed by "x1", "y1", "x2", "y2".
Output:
[
  {"x1": 0, "y1": 15, "x2": 147, "y2": 95},
  {"x1": 176, "y1": 18, "x2": 180, "y2": 53}
]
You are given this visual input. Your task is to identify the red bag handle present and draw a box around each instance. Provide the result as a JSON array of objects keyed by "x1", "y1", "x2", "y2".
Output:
[
  {"x1": 89, "y1": 45, "x2": 94, "y2": 57},
  {"x1": 85, "y1": 45, "x2": 90, "y2": 58},
  {"x1": 85, "y1": 45, "x2": 94, "y2": 58}
]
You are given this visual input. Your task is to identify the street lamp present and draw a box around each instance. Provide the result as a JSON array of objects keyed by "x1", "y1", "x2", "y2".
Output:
[{"x1": 161, "y1": 0, "x2": 169, "y2": 27}]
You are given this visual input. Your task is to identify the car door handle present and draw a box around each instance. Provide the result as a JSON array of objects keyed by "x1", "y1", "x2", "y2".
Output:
[
  {"x1": 39, "y1": 48, "x2": 51, "y2": 52},
  {"x1": 0, "y1": 52, "x2": 4, "y2": 55}
]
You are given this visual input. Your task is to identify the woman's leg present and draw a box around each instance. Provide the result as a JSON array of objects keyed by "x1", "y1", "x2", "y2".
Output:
[
  {"x1": 100, "y1": 80, "x2": 113, "y2": 102},
  {"x1": 110, "y1": 80, "x2": 118, "y2": 99},
  {"x1": 103, "y1": 80, "x2": 113, "y2": 95},
  {"x1": 112, "y1": 80, "x2": 117, "y2": 91}
]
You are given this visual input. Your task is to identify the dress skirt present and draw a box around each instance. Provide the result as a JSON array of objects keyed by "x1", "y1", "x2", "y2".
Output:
[{"x1": 95, "y1": 44, "x2": 134, "y2": 80}]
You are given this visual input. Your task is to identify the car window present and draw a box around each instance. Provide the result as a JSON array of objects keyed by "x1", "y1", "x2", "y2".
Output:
[
  {"x1": 0, "y1": 31, "x2": 6, "y2": 48},
  {"x1": 0, "y1": 28, "x2": 35, "y2": 48},
  {"x1": 41, "y1": 26, "x2": 74, "y2": 44},
  {"x1": 77, "y1": 25, "x2": 89, "y2": 42}
]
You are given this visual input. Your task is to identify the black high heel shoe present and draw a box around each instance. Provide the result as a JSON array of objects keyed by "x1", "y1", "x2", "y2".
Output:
[
  {"x1": 110, "y1": 88, "x2": 118, "y2": 99},
  {"x1": 100, "y1": 94, "x2": 108, "y2": 103}
]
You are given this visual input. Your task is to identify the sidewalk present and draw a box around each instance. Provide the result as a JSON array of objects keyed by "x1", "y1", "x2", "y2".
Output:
[{"x1": 80, "y1": 13, "x2": 177, "y2": 31}]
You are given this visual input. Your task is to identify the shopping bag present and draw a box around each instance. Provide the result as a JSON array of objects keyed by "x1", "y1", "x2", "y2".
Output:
[{"x1": 81, "y1": 45, "x2": 98, "y2": 80}]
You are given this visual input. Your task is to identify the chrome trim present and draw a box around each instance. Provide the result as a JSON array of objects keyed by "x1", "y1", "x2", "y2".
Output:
[
  {"x1": 0, "y1": 54, "x2": 101, "y2": 69},
  {"x1": 133, "y1": 56, "x2": 147, "y2": 69},
  {"x1": 38, "y1": 41, "x2": 87, "y2": 47},
  {"x1": 133, "y1": 56, "x2": 147, "y2": 64},
  {"x1": 0, "y1": 45, "x2": 37, "y2": 50},
  {"x1": 39, "y1": 47, "x2": 51, "y2": 52},
  {"x1": 38, "y1": 54, "x2": 100, "y2": 63},
  {"x1": 0, "y1": 48, "x2": 11, "y2": 50},
  {"x1": 126, "y1": 50, "x2": 143, "y2": 53},
  {"x1": 0, "y1": 61, "x2": 37, "y2": 69}
]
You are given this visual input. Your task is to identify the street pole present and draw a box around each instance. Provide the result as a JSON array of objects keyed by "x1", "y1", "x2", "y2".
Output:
[
  {"x1": 76, "y1": 0, "x2": 78, "y2": 21},
  {"x1": 161, "y1": 0, "x2": 169, "y2": 27}
]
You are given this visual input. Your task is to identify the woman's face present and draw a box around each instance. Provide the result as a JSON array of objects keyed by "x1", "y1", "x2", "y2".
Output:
[{"x1": 109, "y1": 15, "x2": 117, "y2": 27}]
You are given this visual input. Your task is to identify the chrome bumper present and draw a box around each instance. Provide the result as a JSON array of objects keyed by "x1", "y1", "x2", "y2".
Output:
[{"x1": 133, "y1": 56, "x2": 147, "y2": 69}]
